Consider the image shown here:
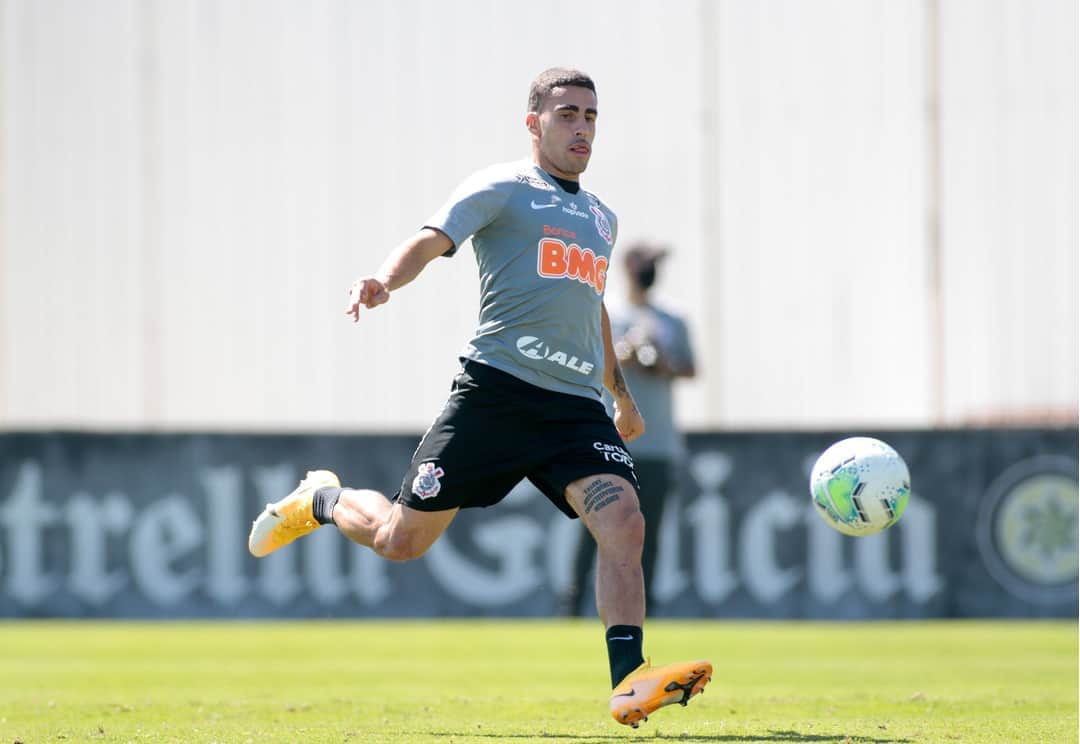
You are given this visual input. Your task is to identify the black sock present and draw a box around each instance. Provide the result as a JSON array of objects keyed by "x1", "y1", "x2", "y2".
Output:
[
  {"x1": 606, "y1": 625, "x2": 645, "y2": 688},
  {"x1": 312, "y1": 487, "x2": 342, "y2": 525}
]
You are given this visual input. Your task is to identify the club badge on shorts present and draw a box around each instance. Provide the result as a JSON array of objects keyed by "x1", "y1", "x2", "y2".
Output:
[{"x1": 412, "y1": 461, "x2": 445, "y2": 500}]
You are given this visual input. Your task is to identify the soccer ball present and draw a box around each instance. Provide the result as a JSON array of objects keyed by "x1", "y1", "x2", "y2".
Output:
[{"x1": 809, "y1": 437, "x2": 911, "y2": 537}]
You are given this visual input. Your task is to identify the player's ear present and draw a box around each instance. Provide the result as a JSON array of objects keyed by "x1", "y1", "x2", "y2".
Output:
[{"x1": 525, "y1": 111, "x2": 540, "y2": 138}]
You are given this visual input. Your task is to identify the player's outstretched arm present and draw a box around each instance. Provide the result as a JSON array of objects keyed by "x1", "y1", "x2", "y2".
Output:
[
  {"x1": 602, "y1": 302, "x2": 645, "y2": 442},
  {"x1": 346, "y1": 228, "x2": 454, "y2": 323}
]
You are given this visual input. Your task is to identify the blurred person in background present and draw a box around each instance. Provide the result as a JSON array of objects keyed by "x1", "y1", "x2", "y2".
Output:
[
  {"x1": 246, "y1": 67, "x2": 710, "y2": 728},
  {"x1": 563, "y1": 244, "x2": 697, "y2": 618}
]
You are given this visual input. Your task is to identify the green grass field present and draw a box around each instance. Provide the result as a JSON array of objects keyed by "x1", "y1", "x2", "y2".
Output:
[{"x1": 0, "y1": 620, "x2": 1075, "y2": 743}]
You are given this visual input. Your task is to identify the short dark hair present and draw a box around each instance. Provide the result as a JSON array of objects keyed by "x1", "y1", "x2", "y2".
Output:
[{"x1": 527, "y1": 68, "x2": 596, "y2": 113}]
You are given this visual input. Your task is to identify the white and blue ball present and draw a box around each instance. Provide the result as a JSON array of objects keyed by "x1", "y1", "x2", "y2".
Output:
[{"x1": 810, "y1": 437, "x2": 911, "y2": 537}]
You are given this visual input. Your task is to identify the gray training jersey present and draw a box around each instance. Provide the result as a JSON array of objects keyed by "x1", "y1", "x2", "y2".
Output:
[{"x1": 424, "y1": 159, "x2": 618, "y2": 400}]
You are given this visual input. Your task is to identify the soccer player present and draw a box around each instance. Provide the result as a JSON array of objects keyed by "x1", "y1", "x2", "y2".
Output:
[{"x1": 248, "y1": 67, "x2": 711, "y2": 728}]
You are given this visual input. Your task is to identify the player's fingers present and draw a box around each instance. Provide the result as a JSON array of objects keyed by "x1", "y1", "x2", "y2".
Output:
[
  {"x1": 345, "y1": 279, "x2": 386, "y2": 319},
  {"x1": 345, "y1": 284, "x2": 362, "y2": 320}
]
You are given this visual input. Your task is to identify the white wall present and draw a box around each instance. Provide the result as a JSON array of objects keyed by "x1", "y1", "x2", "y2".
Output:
[
  {"x1": 939, "y1": 0, "x2": 1078, "y2": 422},
  {"x1": 1, "y1": 0, "x2": 1075, "y2": 431},
  {"x1": 705, "y1": 0, "x2": 932, "y2": 426}
]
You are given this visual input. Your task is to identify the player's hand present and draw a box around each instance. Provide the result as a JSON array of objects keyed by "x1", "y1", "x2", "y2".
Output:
[
  {"x1": 346, "y1": 277, "x2": 390, "y2": 322},
  {"x1": 612, "y1": 399, "x2": 645, "y2": 443}
]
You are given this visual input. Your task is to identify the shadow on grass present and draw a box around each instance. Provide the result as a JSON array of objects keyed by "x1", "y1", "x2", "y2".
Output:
[{"x1": 426, "y1": 730, "x2": 912, "y2": 743}]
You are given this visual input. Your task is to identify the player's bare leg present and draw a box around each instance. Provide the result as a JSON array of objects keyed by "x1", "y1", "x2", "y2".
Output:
[
  {"x1": 332, "y1": 492, "x2": 457, "y2": 561},
  {"x1": 565, "y1": 473, "x2": 711, "y2": 728},
  {"x1": 249, "y1": 471, "x2": 456, "y2": 562},
  {"x1": 565, "y1": 473, "x2": 646, "y2": 628}
]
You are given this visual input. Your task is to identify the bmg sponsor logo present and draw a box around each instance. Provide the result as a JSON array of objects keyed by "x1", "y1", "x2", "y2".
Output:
[{"x1": 535, "y1": 238, "x2": 608, "y2": 295}]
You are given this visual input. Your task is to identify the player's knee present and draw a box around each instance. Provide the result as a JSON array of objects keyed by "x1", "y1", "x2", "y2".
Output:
[
  {"x1": 623, "y1": 507, "x2": 646, "y2": 549},
  {"x1": 596, "y1": 501, "x2": 645, "y2": 553}
]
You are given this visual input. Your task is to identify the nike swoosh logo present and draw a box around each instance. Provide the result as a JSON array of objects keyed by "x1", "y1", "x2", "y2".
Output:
[
  {"x1": 612, "y1": 689, "x2": 636, "y2": 698},
  {"x1": 530, "y1": 200, "x2": 558, "y2": 210},
  {"x1": 609, "y1": 635, "x2": 634, "y2": 641}
]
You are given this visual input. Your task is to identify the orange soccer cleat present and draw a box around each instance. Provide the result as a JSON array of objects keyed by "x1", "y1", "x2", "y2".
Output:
[{"x1": 609, "y1": 658, "x2": 712, "y2": 728}]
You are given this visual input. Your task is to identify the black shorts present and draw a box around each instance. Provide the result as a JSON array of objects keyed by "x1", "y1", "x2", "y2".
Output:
[{"x1": 394, "y1": 361, "x2": 638, "y2": 519}]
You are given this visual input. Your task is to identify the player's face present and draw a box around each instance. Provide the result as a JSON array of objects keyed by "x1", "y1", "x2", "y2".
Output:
[{"x1": 528, "y1": 85, "x2": 597, "y2": 180}]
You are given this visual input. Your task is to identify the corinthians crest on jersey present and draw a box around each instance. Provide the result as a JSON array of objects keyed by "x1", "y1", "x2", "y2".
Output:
[{"x1": 588, "y1": 200, "x2": 613, "y2": 246}]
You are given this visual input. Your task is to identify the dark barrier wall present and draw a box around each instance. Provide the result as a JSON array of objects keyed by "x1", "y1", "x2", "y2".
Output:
[{"x1": 0, "y1": 429, "x2": 1075, "y2": 619}]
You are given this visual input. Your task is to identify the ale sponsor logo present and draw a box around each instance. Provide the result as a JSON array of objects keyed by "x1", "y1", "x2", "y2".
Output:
[{"x1": 515, "y1": 336, "x2": 595, "y2": 376}]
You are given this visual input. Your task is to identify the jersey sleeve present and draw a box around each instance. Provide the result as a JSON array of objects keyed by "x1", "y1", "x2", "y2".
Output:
[{"x1": 423, "y1": 166, "x2": 518, "y2": 256}]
